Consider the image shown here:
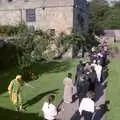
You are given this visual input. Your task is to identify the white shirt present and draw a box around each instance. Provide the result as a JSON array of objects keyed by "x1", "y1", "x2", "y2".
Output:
[
  {"x1": 42, "y1": 102, "x2": 57, "y2": 120},
  {"x1": 97, "y1": 53, "x2": 103, "y2": 58},
  {"x1": 91, "y1": 63, "x2": 96, "y2": 68},
  {"x1": 94, "y1": 64, "x2": 102, "y2": 82},
  {"x1": 79, "y1": 98, "x2": 95, "y2": 115}
]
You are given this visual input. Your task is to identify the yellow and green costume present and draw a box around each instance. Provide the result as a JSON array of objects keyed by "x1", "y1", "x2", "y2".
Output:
[{"x1": 8, "y1": 79, "x2": 22, "y2": 110}]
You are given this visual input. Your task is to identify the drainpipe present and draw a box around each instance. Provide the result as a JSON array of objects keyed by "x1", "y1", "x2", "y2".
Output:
[{"x1": 20, "y1": 8, "x2": 23, "y2": 24}]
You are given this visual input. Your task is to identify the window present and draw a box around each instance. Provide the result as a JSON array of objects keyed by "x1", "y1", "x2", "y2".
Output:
[{"x1": 26, "y1": 9, "x2": 36, "y2": 22}]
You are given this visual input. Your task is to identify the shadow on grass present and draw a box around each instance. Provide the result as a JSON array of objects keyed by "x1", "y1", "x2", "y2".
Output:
[
  {"x1": 0, "y1": 107, "x2": 43, "y2": 120},
  {"x1": 23, "y1": 89, "x2": 59, "y2": 109},
  {"x1": 31, "y1": 60, "x2": 71, "y2": 75},
  {"x1": 0, "y1": 60, "x2": 71, "y2": 94},
  {"x1": 0, "y1": 68, "x2": 17, "y2": 94}
]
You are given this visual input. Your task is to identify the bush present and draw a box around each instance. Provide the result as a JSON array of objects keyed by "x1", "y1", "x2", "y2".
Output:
[
  {"x1": 0, "y1": 25, "x2": 18, "y2": 36},
  {"x1": 0, "y1": 42, "x2": 17, "y2": 70}
]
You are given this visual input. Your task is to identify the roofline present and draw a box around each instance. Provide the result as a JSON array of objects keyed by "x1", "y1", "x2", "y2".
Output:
[{"x1": 0, "y1": 5, "x2": 74, "y2": 11}]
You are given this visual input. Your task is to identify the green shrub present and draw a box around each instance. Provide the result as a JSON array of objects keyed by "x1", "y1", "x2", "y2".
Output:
[{"x1": 0, "y1": 25, "x2": 18, "y2": 36}]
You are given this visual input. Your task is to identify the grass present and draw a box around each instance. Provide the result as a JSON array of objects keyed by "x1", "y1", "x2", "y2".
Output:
[
  {"x1": 109, "y1": 42, "x2": 120, "y2": 56},
  {"x1": 106, "y1": 56, "x2": 120, "y2": 120},
  {"x1": 0, "y1": 59, "x2": 78, "y2": 120}
]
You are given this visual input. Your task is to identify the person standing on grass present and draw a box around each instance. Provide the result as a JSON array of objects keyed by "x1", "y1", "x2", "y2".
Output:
[
  {"x1": 42, "y1": 95, "x2": 57, "y2": 120},
  {"x1": 8, "y1": 75, "x2": 25, "y2": 111},
  {"x1": 63, "y1": 73, "x2": 74, "y2": 103},
  {"x1": 79, "y1": 92, "x2": 95, "y2": 120}
]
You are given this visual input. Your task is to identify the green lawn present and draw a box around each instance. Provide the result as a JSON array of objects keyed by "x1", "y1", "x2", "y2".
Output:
[
  {"x1": 107, "y1": 58, "x2": 120, "y2": 120},
  {"x1": 0, "y1": 59, "x2": 78, "y2": 120}
]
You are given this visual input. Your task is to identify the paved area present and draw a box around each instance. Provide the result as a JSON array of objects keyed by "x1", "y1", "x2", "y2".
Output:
[
  {"x1": 93, "y1": 81, "x2": 106, "y2": 120},
  {"x1": 57, "y1": 87, "x2": 79, "y2": 120},
  {"x1": 57, "y1": 80, "x2": 107, "y2": 120}
]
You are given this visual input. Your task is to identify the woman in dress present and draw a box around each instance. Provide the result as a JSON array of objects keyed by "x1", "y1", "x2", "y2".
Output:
[{"x1": 63, "y1": 73, "x2": 74, "y2": 103}]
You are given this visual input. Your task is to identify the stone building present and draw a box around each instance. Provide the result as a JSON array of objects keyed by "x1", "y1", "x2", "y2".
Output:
[{"x1": 0, "y1": 0, "x2": 89, "y2": 35}]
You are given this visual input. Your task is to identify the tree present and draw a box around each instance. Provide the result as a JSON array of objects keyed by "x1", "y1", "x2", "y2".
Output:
[
  {"x1": 31, "y1": 30, "x2": 50, "y2": 61},
  {"x1": 57, "y1": 32, "x2": 87, "y2": 57},
  {"x1": 14, "y1": 24, "x2": 51, "y2": 68},
  {"x1": 89, "y1": 0, "x2": 120, "y2": 31},
  {"x1": 89, "y1": 0, "x2": 110, "y2": 34},
  {"x1": 12, "y1": 24, "x2": 52, "y2": 80},
  {"x1": 103, "y1": 7, "x2": 120, "y2": 29},
  {"x1": 14, "y1": 24, "x2": 34, "y2": 68}
]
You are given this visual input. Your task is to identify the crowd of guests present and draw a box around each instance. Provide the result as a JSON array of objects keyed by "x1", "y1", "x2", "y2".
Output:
[
  {"x1": 75, "y1": 45, "x2": 108, "y2": 100},
  {"x1": 76, "y1": 44, "x2": 108, "y2": 120}
]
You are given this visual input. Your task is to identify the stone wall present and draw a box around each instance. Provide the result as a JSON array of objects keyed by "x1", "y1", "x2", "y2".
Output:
[
  {"x1": 0, "y1": 0, "x2": 88, "y2": 34},
  {"x1": 0, "y1": 0, "x2": 74, "y2": 34},
  {"x1": 0, "y1": 7, "x2": 73, "y2": 34},
  {"x1": 0, "y1": 9, "x2": 21, "y2": 25},
  {"x1": 34, "y1": 7, "x2": 73, "y2": 34}
]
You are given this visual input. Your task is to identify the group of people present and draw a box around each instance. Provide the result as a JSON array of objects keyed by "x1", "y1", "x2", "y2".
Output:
[
  {"x1": 62, "y1": 43, "x2": 109, "y2": 120},
  {"x1": 76, "y1": 44, "x2": 108, "y2": 120},
  {"x1": 75, "y1": 44, "x2": 108, "y2": 100},
  {"x1": 7, "y1": 42, "x2": 109, "y2": 120}
]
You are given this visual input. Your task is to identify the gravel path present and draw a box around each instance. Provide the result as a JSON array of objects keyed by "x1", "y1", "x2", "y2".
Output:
[{"x1": 57, "y1": 81, "x2": 107, "y2": 120}]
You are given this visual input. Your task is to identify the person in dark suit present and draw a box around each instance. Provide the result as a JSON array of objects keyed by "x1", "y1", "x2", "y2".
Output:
[
  {"x1": 75, "y1": 60, "x2": 85, "y2": 84},
  {"x1": 88, "y1": 66, "x2": 97, "y2": 92},
  {"x1": 76, "y1": 71, "x2": 89, "y2": 100},
  {"x1": 102, "y1": 50, "x2": 108, "y2": 67}
]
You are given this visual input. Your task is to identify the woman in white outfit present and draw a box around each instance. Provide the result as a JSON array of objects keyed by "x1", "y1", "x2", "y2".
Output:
[
  {"x1": 42, "y1": 95, "x2": 57, "y2": 120},
  {"x1": 94, "y1": 61, "x2": 102, "y2": 83}
]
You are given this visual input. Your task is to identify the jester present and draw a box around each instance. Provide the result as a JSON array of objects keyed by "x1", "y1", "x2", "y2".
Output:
[{"x1": 8, "y1": 75, "x2": 24, "y2": 111}]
